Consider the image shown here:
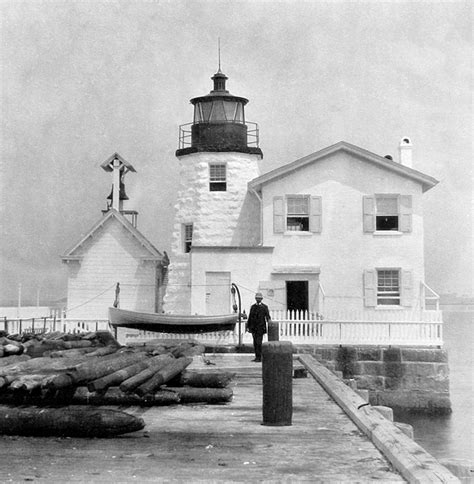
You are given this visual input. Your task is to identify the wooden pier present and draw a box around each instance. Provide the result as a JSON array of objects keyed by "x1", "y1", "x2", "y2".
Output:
[{"x1": 0, "y1": 353, "x2": 457, "y2": 483}]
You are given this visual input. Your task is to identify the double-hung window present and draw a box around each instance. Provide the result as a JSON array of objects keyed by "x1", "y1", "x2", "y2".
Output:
[
  {"x1": 376, "y1": 195, "x2": 399, "y2": 231},
  {"x1": 363, "y1": 194, "x2": 412, "y2": 233},
  {"x1": 364, "y1": 268, "x2": 412, "y2": 307},
  {"x1": 286, "y1": 196, "x2": 309, "y2": 231},
  {"x1": 183, "y1": 223, "x2": 193, "y2": 253},
  {"x1": 273, "y1": 195, "x2": 322, "y2": 233},
  {"x1": 376, "y1": 269, "x2": 400, "y2": 305},
  {"x1": 209, "y1": 163, "x2": 226, "y2": 191}
]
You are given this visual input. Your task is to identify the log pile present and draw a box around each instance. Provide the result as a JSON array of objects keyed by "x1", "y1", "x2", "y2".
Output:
[{"x1": 0, "y1": 332, "x2": 235, "y2": 407}]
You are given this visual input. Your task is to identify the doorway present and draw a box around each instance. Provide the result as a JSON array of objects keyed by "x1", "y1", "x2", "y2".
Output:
[
  {"x1": 205, "y1": 272, "x2": 231, "y2": 315},
  {"x1": 286, "y1": 280, "x2": 308, "y2": 312}
]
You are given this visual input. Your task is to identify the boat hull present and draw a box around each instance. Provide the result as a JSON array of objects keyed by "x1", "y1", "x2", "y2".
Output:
[{"x1": 109, "y1": 307, "x2": 238, "y2": 334}]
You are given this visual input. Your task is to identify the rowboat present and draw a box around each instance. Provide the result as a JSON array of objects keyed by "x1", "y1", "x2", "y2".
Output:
[{"x1": 108, "y1": 307, "x2": 238, "y2": 334}]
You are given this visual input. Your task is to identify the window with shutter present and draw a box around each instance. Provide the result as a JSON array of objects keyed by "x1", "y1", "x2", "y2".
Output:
[
  {"x1": 375, "y1": 195, "x2": 399, "y2": 231},
  {"x1": 364, "y1": 194, "x2": 413, "y2": 233},
  {"x1": 273, "y1": 195, "x2": 323, "y2": 234},
  {"x1": 286, "y1": 195, "x2": 309, "y2": 231},
  {"x1": 376, "y1": 269, "x2": 400, "y2": 305}
]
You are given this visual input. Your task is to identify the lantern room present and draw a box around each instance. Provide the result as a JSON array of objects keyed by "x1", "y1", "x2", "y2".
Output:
[{"x1": 176, "y1": 69, "x2": 262, "y2": 157}]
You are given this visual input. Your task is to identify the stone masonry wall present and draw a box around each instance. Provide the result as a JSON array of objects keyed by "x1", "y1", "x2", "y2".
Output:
[
  {"x1": 163, "y1": 151, "x2": 261, "y2": 314},
  {"x1": 296, "y1": 345, "x2": 451, "y2": 414}
]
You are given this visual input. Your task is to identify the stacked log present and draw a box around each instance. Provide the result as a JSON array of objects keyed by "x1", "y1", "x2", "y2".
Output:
[
  {"x1": 0, "y1": 333, "x2": 235, "y2": 407},
  {"x1": 0, "y1": 405, "x2": 145, "y2": 437},
  {"x1": 0, "y1": 336, "x2": 24, "y2": 357}
]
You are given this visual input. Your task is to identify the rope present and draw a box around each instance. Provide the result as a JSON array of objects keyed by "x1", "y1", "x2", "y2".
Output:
[{"x1": 65, "y1": 283, "x2": 116, "y2": 312}]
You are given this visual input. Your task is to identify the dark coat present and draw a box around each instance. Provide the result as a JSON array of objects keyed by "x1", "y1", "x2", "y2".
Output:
[{"x1": 247, "y1": 302, "x2": 271, "y2": 335}]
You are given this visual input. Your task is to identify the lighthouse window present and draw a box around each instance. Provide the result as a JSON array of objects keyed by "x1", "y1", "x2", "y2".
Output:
[
  {"x1": 209, "y1": 163, "x2": 227, "y2": 191},
  {"x1": 200, "y1": 103, "x2": 212, "y2": 123},
  {"x1": 286, "y1": 196, "x2": 309, "y2": 231},
  {"x1": 235, "y1": 103, "x2": 244, "y2": 122},
  {"x1": 183, "y1": 223, "x2": 193, "y2": 253},
  {"x1": 223, "y1": 101, "x2": 237, "y2": 121},
  {"x1": 209, "y1": 101, "x2": 226, "y2": 122}
]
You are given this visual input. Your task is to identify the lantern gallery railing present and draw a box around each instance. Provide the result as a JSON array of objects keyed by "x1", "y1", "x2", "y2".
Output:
[{"x1": 178, "y1": 121, "x2": 260, "y2": 150}]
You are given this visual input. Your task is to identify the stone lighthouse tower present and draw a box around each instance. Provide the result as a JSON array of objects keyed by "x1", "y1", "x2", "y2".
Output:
[{"x1": 163, "y1": 66, "x2": 263, "y2": 314}]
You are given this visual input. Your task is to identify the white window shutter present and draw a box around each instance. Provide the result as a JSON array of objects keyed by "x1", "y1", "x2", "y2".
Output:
[
  {"x1": 273, "y1": 196, "x2": 284, "y2": 233},
  {"x1": 400, "y1": 270, "x2": 413, "y2": 306},
  {"x1": 364, "y1": 270, "x2": 377, "y2": 307},
  {"x1": 363, "y1": 196, "x2": 375, "y2": 233},
  {"x1": 399, "y1": 195, "x2": 412, "y2": 233},
  {"x1": 309, "y1": 196, "x2": 322, "y2": 233}
]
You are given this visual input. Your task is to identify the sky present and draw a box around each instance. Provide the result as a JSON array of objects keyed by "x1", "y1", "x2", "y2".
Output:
[{"x1": 0, "y1": 0, "x2": 472, "y2": 306}]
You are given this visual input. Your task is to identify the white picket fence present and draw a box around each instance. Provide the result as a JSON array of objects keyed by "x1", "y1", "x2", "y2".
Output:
[
  {"x1": 1, "y1": 317, "x2": 110, "y2": 335},
  {"x1": 1, "y1": 309, "x2": 444, "y2": 347}
]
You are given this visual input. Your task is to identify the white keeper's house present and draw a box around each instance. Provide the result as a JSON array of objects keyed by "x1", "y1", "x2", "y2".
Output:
[
  {"x1": 163, "y1": 67, "x2": 441, "y2": 339},
  {"x1": 59, "y1": 66, "x2": 443, "y2": 345}
]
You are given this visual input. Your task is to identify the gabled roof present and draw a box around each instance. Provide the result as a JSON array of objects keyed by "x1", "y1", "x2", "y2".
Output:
[
  {"x1": 62, "y1": 209, "x2": 161, "y2": 260},
  {"x1": 100, "y1": 152, "x2": 137, "y2": 172},
  {"x1": 248, "y1": 141, "x2": 439, "y2": 193}
]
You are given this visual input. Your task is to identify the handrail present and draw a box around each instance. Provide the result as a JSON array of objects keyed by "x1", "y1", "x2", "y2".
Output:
[
  {"x1": 420, "y1": 281, "x2": 440, "y2": 311},
  {"x1": 178, "y1": 120, "x2": 260, "y2": 149}
]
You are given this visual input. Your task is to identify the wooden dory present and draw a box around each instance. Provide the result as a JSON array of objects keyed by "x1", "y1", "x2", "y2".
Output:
[{"x1": 109, "y1": 307, "x2": 238, "y2": 333}]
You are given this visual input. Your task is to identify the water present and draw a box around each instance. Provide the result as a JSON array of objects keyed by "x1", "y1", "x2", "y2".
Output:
[{"x1": 395, "y1": 311, "x2": 473, "y2": 461}]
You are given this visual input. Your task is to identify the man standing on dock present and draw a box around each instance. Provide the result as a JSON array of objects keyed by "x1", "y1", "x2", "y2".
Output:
[{"x1": 246, "y1": 292, "x2": 271, "y2": 362}]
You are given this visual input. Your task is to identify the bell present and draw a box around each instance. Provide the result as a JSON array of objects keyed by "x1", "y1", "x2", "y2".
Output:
[{"x1": 106, "y1": 181, "x2": 129, "y2": 201}]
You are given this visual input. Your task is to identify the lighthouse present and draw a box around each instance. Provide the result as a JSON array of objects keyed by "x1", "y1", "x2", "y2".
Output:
[{"x1": 163, "y1": 66, "x2": 263, "y2": 314}]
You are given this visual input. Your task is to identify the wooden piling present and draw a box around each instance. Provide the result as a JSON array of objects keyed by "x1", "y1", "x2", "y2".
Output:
[{"x1": 262, "y1": 341, "x2": 293, "y2": 426}]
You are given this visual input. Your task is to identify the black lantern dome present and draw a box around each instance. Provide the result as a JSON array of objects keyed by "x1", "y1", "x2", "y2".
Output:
[{"x1": 176, "y1": 69, "x2": 262, "y2": 157}]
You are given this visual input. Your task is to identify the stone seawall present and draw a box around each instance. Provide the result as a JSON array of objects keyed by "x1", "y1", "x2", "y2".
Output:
[{"x1": 295, "y1": 345, "x2": 451, "y2": 414}]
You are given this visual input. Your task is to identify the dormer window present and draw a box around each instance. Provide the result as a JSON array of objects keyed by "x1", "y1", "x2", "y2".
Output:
[{"x1": 209, "y1": 163, "x2": 227, "y2": 191}]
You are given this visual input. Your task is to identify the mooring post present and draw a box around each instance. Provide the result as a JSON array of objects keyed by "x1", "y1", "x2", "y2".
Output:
[
  {"x1": 262, "y1": 341, "x2": 293, "y2": 426},
  {"x1": 267, "y1": 321, "x2": 279, "y2": 341}
]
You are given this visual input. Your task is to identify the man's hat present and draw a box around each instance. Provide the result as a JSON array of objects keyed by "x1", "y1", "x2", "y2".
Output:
[{"x1": 255, "y1": 292, "x2": 263, "y2": 298}]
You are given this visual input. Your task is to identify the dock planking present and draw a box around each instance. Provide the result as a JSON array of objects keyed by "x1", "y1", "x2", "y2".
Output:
[{"x1": 0, "y1": 353, "x2": 404, "y2": 482}]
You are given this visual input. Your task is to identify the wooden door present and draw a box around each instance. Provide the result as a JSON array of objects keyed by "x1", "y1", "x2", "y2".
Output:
[{"x1": 205, "y1": 272, "x2": 231, "y2": 315}]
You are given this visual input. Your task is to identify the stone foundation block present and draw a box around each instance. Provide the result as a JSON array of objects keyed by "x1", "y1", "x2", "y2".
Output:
[
  {"x1": 383, "y1": 347, "x2": 402, "y2": 362},
  {"x1": 356, "y1": 347, "x2": 383, "y2": 361},
  {"x1": 401, "y1": 348, "x2": 448, "y2": 363},
  {"x1": 354, "y1": 375, "x2": 385, "y2": 391},
  {"x1": 399, "y1": 375, "x2": 449, "y2": 392},
  {"x1": 402, "y1": 362, "x2": 447, "y2": 378},
  {"x1": 353, "y1": 361, "x2": 385, "y2": 376},
  {"x1": 375, "y1": 390, "x2": 452, "y2": 414},
  {"x1": 384, "y1": 361, "x2": 404, "y2": 378}
]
